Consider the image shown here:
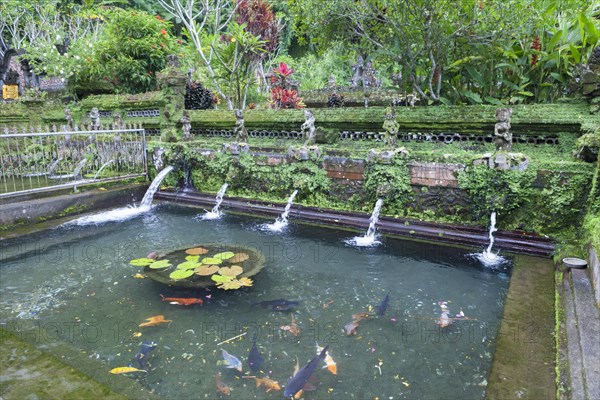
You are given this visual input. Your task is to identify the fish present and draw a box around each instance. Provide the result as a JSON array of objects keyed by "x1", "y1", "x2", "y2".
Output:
[
  {"x1": 280, "y1": 314, "x2": 300, "y2": 336},
  {"x1": 147, "y1": 251, "x2": 159, "y2": 259},
  {"x1": 248, "y1": 339, "x2": 264, "y2": 372},
  {"x1": 437, "y1": 311, "x2": 452, "y2": 328},
  {"x1": 283, "y1": 345, "x2": 329, "y2": 398},
  {"x1": 160, "y1": 294, "x2": 204, "y2": 306},
  {"x1": 352, "y1": 312, "x2": 370, "y2": 323},
  {"x1": 221, "y1": 349, "x2": 242, "y2": 372},
  {"x1": 375, "y1": 293, "x2": 390, "y2": 316},
  {"x1": 316, "y1": 343, "x2": 337, "y2": 375},
  {"x1": 252, "y1": 299, "x2": 300, "y2": 311},
  {"x1": 139, "y1": 315, "x2": 172, "y2": 328},
  {"x1": 344, "y1": 321, "x2": 360, "y2": 336},
  {"x1": 110, "y1": 366, "x2": 146, "y2": 374},
  {"x1": 134, "y1": 341, "x2": 157, "y2": 368},
  {"x1": 242, "y1": 376, "x2": 281, "y2": 392},
  {"x1": 316, "y1": 344, "x2": 336, "y2": 373},
  {"x1": 215, "y1": 372, "x2": 231, "y2": 395}
]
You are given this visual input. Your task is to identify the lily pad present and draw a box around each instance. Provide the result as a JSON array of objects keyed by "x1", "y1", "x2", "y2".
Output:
[
  {"x1": 213, "y1": 251, "x2": 235, "y2": 260},
  {"x1": 194, "y1": 265, "x2": 220, "y2": 276},
  {"x1": 218, "y1": 265, "x2": 243, "y2": 277},
  {"x1": 148, "y1": 260, "x2": 172, "y2": 269},
  {"x1": 217, "y1": 280, "x2": 243, "y2": 290},
  {"x1": 230, "y1": 253, "x2": 250, "y2": 263},
  {"x1": 130, "y1": 258, "x2": 155, "y2": 267},
  {"x1": 185, "y1": 255, "x2": 200, "y2": 263},
  {"x1": 201, "y1": 257, "x2": 223, "y2": 265},
  {"x1": 176, "y1": 261, "x2": 200, "y2": 270},
  {"x1": 185, "y1": 247, "x2": 209, "y2": 255},
  {"x1": 169, "y1": 269, "x2": 194, "y2": 280},
  {"x1": 211, "y1": 274, "x2": 234, "y2": 283},
  {"x1": 238, "y1": 277, "x2": 253, "y2": 287}
]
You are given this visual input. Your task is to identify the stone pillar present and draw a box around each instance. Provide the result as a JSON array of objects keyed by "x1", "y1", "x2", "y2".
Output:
[{"x1": 156, "y1": 55, "x2": 187, "y2": 142}]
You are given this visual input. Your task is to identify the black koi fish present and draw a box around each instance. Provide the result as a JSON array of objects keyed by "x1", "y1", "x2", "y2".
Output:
[
  {"x1": 253, "y1": 299, "x2": 300, "y2": 312},
  {"x1": 375, "y1": 293, "x2": 390, "y2": 316},
  {"x1": 283, "y1": 345, "x2": 328, "y2": 398}
]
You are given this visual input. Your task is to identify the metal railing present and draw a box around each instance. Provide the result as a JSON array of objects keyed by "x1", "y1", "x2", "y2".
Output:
[{"x1": 0, "y1": 128, "x2": 147, "y2": 198}]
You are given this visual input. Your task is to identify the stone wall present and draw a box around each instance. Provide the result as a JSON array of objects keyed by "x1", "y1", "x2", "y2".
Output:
[{"x1": 589, "y1": 245, "x2": 600, "y2": 307}]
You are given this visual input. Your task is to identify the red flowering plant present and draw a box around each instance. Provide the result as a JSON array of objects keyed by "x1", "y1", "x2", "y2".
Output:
[{"x1": 269, "y1": 62, "x2": 305, "y2": 108}]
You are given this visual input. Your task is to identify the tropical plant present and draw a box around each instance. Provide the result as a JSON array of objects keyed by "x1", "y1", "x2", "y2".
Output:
[{"x1": 269, "y1": 62, "x2": 304, "y2": 108}]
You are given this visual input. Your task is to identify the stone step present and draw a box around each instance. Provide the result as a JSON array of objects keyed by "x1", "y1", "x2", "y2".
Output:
[{"x1": 570, "y1": 268, "x2": 600, "y2": 400}]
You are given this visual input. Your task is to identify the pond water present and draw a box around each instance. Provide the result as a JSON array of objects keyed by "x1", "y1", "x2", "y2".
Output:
[{"x1": 0, "y1": 204, "x2": 511, "y2": 399}]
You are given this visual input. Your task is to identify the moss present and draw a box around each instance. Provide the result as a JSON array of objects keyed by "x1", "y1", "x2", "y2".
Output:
[{"x1": 79, "y1": 91, "x2": 166, "y2": 111}]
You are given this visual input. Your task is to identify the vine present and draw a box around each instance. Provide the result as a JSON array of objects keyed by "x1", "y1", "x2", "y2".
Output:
[{"x1": 363, "y1": 157, "x2": 413, "y2": 212}]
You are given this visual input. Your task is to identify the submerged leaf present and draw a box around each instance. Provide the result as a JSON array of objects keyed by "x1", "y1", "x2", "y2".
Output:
[
  {"x1": 185, "y1": 247, "x2": 209, "y2": 255},
  {"x1": 185, "y1": 255, "x2": 200, "y2": 263},
  {"x1": 170, "y1": 269, "x2": 194, "y2": 280},
  {"x1": 194, "y1": 265, "x2": 220, "y2": 276},
  {"x1": 148, "y1": 260, "x2": 172, "y2": 269},
  {"x1": 176, "y1": 261, "x2": 200, "y2": 270},
  {"x1": 230, "y1": 253, "x2": 249, "y2": 263},
  {"x1": 211, "y1": 274, "x2": 234, "y2": 283},
  {"x1": 218, "y1": 265, "x2": 243, "y2": 276},
  {"x1": 201, "y1": 257, "x2": 223, "y2": 265},
  {"x1": 213, "y1": 251, "x2": 235, "y2": 260},
  {"x1": 130, "y1": 258, "x2": 155, "y2": 266}
]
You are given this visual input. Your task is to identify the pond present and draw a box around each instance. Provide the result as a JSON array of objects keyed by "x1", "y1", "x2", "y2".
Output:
[{"x1": 0, "y1": 204, "x2": 511, "y2": 399}]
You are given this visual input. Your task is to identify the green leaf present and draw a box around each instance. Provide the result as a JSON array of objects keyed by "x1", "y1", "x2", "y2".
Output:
[
  {"x1": 176, "y1": 261, "x2": 200, "y2": 270},
  {"x1": 201, "y1": 257, "x2": 223, "y2": 265},
  {"x1": 149, "y1": 260, "x2": 172, "y2": 269},
  {"x1": 465, "y1": 65, "x2": 484, "y2": 87},
  {"x1": 169, "y1": 269, "x2": 194, "y2": 280},
  {"x1": 461, "y1": 90, "x2": 482, "y2": 104},
  {"x1": 550, "y1": 72, "x2": 566, "y2": 83},
  {"x1": 212, "y1": 252, "x2": 235, "y2": 260},
  {"x1": 484, "y1": 97, "x2": 504, "y2": 106},
  {"x1": 547, "y1": 30, "x2": 563, "y2": 50},
  {"x1": 517, "y1": 91, "x2": 534, "y2": 97},
  {"x1": 129, "y1": 258, "x2": 155, "y2": 266},
  {"x1": 185, "y1": 255, "x2": 200, "y2": 262},
  {"x1": 569, "y1": 44, "x2": 581, "y2": 63},
  {"x1": 211, "y1": 274, "x2": 234, "y2": 283}
]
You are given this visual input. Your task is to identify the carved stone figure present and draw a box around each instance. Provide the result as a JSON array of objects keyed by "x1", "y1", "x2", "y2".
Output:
[
  {"x1": 494, "y1": 108, "x2": 513, "y2": 151},
  {"x1": 64, "y1": 107, "x2": 74, "y2": 131},
  {"x1": 181, "y1": 110, "x2": 191, "y2": 140},
  {"x1": 301, "y1": 109, "x2": 316, "y2": 146},
  {"x1": 233, "y1": 109, "x2": 248, "y2": 142},
  {"x1": 89, "y1": 107, "x2": 101, "y2": 131},
  {"x1": 113, "y1": 112, "x2": 124, "y2": 129},
  {"x1": 382, "y1": 107, "x2": 399, "y2": 147}
]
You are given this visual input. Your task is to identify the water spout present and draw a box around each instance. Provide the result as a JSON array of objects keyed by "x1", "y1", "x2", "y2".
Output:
[
  {"x1": 66, "y1": 166, "x2": 174, "y2": 226},
  {"x1": 198, "y1": 183, "x2": 229, "y2": 220},
  {"x1": 263, "y1": 190, "x2": 298, "y2": 232},
  {"x1": 93, "y1": 160, "x2": 114, "y2": 179},
  {"x1": 345, "y1": 199, "x2": 384, "y2": 247},
  {"x1": 140, "y1": 166, "x2": 175, "y2": 207},
  {"x1": 473, "y1": 211, "x2": 506, "y2": 267}
]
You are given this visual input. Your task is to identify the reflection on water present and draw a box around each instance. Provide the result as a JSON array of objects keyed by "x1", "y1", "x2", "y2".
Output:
[{"x1": 0, "y1": 205, "x2": 511, "y2": 399}]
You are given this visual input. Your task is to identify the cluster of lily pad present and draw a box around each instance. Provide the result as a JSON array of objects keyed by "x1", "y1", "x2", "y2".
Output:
[{"x1": 129, "y1": 247, "x2": 253, "y2": 290}]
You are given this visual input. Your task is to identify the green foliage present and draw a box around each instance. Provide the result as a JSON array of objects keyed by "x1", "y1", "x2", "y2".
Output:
[
  {"x1": 285, "y1": 44, "x2": 356, "y2": 90},
  {"x1": 457, "y1": 164, "x2": 537, "y2": 221},
  {"x1": 363, "y1": 157, "x2": 413, "y2": 208},
  {"x1": 72, "y1": 8, "x2": 177, "y2": 94}
]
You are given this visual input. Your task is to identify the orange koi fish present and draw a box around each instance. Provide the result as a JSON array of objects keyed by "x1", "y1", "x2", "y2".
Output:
[
  {"x1": 139, "y1": 315, "x2": 172, "y2": 328},
  {"x1": 316, "y1": 343, "x2": 337, "y2": 375},
  {"x1": 215, "y1": 372, "x2": 231, "y2": 395},
  {"x1": 160, "y1": 294, "x2": 203, "y2": 306},
  {"x1": 243, "y1": 376, "x2": 281, "y2": 392}
]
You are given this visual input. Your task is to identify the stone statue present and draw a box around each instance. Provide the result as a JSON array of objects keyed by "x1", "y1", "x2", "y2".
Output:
[
  {"x1": 113, "y1": 112, "x2": 124, "y2": 130},
  {"x1": 328, "y1": 74, "x2": 337, "y2": 91},
  {"x1": 89, "y1": 107, "x2": 101, "y2": 131},
  {"x1": 181, "y1": 110, "x2": 191, "y2": 140},
  {"x1": 233, "y1": 109, "x2": 248, "y2": 142},
  {"x1": 494, "y1": 108, "x2": 513, "y2": 151},
  {"x1": 382, "y1": 107, "x2": 399, "y2": 147},
  {"x1": 301, "y1": 109, "x2": 316, "y2": 146},
  {"x1": 64, "y1": 107, "x2": 74, "y2": 131}
]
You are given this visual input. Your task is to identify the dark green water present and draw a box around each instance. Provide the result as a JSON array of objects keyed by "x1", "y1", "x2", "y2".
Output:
[{"x1": 0, "y1": 204, "x2": 511, "y2": 399}]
